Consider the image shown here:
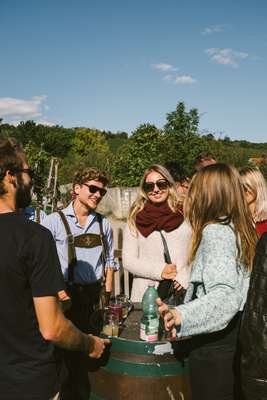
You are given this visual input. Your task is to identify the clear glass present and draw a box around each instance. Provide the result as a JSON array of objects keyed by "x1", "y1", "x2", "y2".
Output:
[
  {"x1": 102, "y1": 310, "x2": 119, "y2": 337},
  {"x1": 115, "y1": 294, "x2": 132, "y2": 319}
]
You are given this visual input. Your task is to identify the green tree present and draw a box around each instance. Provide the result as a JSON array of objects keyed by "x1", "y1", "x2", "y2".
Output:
[
  {"x1": 162, "y1": 102, "x2": 202, "y2": 174},
  {"x1": 24, "y1": 141, "x2": 51, "y2": 202},
  {"x1": 58, "y1": 128, "x2": 113, "y2": 184},
  {"x1": 111, "y1": 124, "x2": 163, "y2": 186},
  {"x1": 73, "y1": 128, "x2": 109, "y2": 157}
]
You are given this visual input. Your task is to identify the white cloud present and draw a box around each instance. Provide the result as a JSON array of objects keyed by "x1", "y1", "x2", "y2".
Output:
[
  {"x1": 205, "y1": 48, "x2": 248, "y2": 68},
  {"x1": 174, "y1": 75, "x2": 196, "y2": 84},
  {"x1": 0, "y1": 95, "x2": 49, "y2": 123},
  {"x1": 151, "y1": 63, "x2": 178, "y2": 72},
  {"x1": 201, "y1": 25, "x2": 225, "y2": 35}
]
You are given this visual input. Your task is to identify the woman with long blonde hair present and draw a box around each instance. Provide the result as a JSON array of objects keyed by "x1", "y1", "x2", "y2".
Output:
[
  {"x1": 158, "y1": 163, "x2": 257, "y2": 400},
  {"x1": 239, "y1": 165, "x2": 267, "y2": 237},
  {"x1": 123, "y1": 164, "x2": 192, "y2": 302}
]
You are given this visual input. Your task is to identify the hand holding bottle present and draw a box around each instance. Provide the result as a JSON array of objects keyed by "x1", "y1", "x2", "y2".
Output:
[{"x1": 156, "y1": 298, "x2": 181, "y2": 331}]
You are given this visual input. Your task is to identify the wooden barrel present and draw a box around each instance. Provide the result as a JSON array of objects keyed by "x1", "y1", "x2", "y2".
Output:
[{"x1": 90, "y1": 336, "x2": 191, "y2": 400}]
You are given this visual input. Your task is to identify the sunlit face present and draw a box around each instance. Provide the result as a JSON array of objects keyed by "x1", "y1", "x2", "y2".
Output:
[
  {"x1": 143, "y1": 171, "x2": 169, "y2": 205},
  {"x1": 74, "y1": 179, "x2": 106, "y2": 210}
]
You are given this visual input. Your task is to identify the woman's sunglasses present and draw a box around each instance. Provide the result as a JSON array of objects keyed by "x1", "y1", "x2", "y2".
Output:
[
  {"x1": 143, "y1": 180, "x2": 169, "y2": 193},
  {"x1": 83, "y1": 183, "x2": 107, "y2": 197}
]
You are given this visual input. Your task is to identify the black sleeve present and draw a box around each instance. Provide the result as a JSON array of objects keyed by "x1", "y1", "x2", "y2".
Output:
[{"x1": 25, "y1": 226, "x2": 66, "y2": 297}]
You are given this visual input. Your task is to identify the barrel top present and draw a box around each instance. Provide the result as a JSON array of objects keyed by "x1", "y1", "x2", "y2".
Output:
[{"x1": 102, "y1": 307, "x2": 186, "y2": 356}]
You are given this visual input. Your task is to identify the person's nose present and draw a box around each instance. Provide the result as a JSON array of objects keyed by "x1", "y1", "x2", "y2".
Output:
[
  {"x1": 152, "y1": 185, "x2": 160, "y2": 193},
  {"x1": 95, "y1": 190, "x2": 102, "y2": 199}
]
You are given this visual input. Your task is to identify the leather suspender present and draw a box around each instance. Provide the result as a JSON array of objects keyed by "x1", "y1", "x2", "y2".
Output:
[
  {"x1": 96, "y1": 213, "x2": 108, "y2": 280},
  {"x1": 58, "y1": 210, "x2": 77, "y2": 285},
  {"x1": 35, "y1": 207, "x2": 41, "y2": 224}
]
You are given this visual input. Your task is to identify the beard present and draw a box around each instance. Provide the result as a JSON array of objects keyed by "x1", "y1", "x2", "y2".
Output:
[{"x1": 15, "y1": 175, "x2": 32, "y2": 209}]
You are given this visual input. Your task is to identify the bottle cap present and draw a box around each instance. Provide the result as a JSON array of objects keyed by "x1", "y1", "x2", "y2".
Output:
[{"x1": 148, "y1": 281, "x2": 155, "y2": 287}]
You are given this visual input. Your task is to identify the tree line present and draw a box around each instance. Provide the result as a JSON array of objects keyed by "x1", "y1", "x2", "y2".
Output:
[{"x1": 0, "y1": 102, "x2": 266, "y2": 198}]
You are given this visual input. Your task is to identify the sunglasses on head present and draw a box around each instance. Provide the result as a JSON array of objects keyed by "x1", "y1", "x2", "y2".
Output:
[
  {"x1": 13, "y1": 168, "x2": 35, "y2": 179},
  {"x1": 83, "y1": 183, "x2": 107, "y2": 197},
  {"x1": 143, "y1": 179, "x2": 169, "y2": 193}
]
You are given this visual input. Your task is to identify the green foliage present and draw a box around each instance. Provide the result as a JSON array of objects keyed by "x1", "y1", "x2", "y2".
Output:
[
  {"x1": 111, "y1": 124, "x2": 164, "y2": 186},
  {"x1": 24, "y1": 141, "x2": 51, "y2": 202},
  {"x1": 72, "y1": 128, "x2": 109, "y2": 157},
  {"x1": 162, "y1": 102, "x2": 202, "y2": 175},
  {"x1": 1, "y1": 100, "x2": 267, "y2": 192},
  {"x1": 58, "y1": 128, "x2": 113, "y2": 184}
]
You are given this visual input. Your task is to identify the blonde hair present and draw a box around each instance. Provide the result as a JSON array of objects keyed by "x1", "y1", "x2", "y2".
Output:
[
  {"x1": 128, "y1": 164, "x2": 180, "y2": 233},
  {"x1": 239, "y1": 166, "x2": 267, "y2": 223},
  {"x1": 184, "y1": 163, "x2": 257, "y2": 271}
]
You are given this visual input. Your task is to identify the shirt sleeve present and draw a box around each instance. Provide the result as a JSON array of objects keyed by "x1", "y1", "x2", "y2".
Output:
[
  {"x1": 41, "y1": 213, "x2": 57, "y2": 238},
  {"x1": 177, "y1": 225, "x2": 244, "y2": 337},
  {"x1": 25, "y1": 226, "x2": 66, "y2": 297},
  {"x1": 103, "y1": 218, "x2": 120, "y2": 270}
]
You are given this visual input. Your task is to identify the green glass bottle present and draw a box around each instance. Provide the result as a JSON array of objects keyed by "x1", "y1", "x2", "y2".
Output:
[{"x1": 140, "y1": 283, "x2": 159, "y2": 342}]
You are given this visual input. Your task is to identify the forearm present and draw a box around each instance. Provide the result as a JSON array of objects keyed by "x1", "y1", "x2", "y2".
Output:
[
  {"x1": 51, "y1": 316, "x2": 93, "y2": 353},
  {"x1": 105, "y1": 267, "x2": 113, "y2": 292}
]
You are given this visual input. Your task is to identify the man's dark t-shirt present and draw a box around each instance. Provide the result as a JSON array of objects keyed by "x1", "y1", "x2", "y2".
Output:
[{"x1": 0, "y1": 212, "x2": 65, "y2": 400}]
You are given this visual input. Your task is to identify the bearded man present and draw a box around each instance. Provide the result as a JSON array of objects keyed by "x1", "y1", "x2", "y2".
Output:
[{"x1": 0, "y1": 138, "x2": 109, "y2": 400}]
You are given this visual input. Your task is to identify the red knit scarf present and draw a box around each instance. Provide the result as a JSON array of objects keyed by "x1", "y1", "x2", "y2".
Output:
[{"x1": 136, "y1": 202, "x2": 184, "y2": 238}]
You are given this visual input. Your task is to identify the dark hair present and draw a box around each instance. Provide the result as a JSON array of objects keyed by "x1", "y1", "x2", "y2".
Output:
[
  {"x1": 73, "y1": 167, "x2": 109, "y2": 189},
  {"x1": 194, "y1": 151, "x2": 216, "y2": 166},
  {"x1": 164, "y1": 161, "x2": 187, "y2": 182},
  {"x1": 0, "y1": 138, "x2": 25, "y2": 195}
]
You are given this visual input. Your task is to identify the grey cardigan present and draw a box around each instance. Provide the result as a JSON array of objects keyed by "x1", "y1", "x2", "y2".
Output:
[{"x1": 177, "y1": 223, "x2": 250, "y2": 338}]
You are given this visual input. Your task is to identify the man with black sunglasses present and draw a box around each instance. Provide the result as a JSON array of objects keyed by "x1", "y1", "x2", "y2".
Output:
[{"x1": 42, "y1": 166, "x2": 118, "y2": 400}]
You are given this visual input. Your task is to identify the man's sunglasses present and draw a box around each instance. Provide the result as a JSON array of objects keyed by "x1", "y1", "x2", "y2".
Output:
[
  {"x1": 143, "y1": 180, "x2": 169, "y2": 193},
  {"x1": 12, "y1": 168, "x2": 35, "y2": 179},
  {"x1": 83, "y1": 183, "x2": 107, "y2": 197}
]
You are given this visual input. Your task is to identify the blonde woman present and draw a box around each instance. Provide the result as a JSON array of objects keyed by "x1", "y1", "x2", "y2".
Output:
[
  {"x1": 239, "y1": 166, "x2": 267, "y2": 237},
  {"x1": 122, "y1": 164, "x2": 192, "y2": 302},
  {"x1": 157, "y1": 163, "x2": 257, "y2": 400}
]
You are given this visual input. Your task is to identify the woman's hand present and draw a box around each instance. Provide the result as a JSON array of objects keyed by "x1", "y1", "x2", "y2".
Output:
[
  {"x1": 156, "y1": 298, "x2": 181, "y2": 331},
  {"x1": 161, "y1": 263, "x2": 177, "y2": 280},
  {"x1": 173, "y1": 281, "x2": 184, "y2": 291}
]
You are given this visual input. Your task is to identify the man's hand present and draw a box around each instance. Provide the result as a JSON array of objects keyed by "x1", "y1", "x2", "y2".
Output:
[
  {"x1": 161, "y1": 263, "x2": 177, "y2": 280},
  {"x1": 88, "y1": 335, "x2": 111, "y2": 358},
  {"x1": 156, "y1": 298, "x2": 181, "y2": 331}
]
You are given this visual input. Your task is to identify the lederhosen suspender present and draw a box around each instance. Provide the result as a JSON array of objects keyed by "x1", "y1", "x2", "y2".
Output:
[
  {"x1": 96, "y1": 213, "x2": 108, "y2": 283},
  {"x1": 57, "y1": 211, "x2": 107, "y2": 285},
  {"x1": 35, "y1": 207, "x2": 41, "y2": 224}
]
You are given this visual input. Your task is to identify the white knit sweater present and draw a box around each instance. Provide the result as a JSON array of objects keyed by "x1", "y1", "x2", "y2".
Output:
[{"x1": 122, "y1": 220, "x2": 192, "y2": 302}]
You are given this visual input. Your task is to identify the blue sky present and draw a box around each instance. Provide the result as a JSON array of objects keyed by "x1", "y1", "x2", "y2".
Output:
[{"x1": 0, "y1": 0, "x2": 266, "y2": 142}]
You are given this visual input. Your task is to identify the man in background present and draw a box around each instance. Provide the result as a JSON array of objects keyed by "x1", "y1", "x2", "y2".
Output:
[
  {"x1": 0, "y1": 138, "x2": 109, "y2": 400},
  {"x1": 194, "y1": 151, "x2": 217, "y2": 170}
]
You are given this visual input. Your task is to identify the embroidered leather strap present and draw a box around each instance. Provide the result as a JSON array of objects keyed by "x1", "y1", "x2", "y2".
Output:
[
  {"x1": 57, "y1": 210, "x2": 77, "y2": 285},
  {"x1": 35, "y1": 207, "x2": 41, "y2": 224},
  {"x1": 96, "y1": 213, "x2": 108, "y2": 280}
]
